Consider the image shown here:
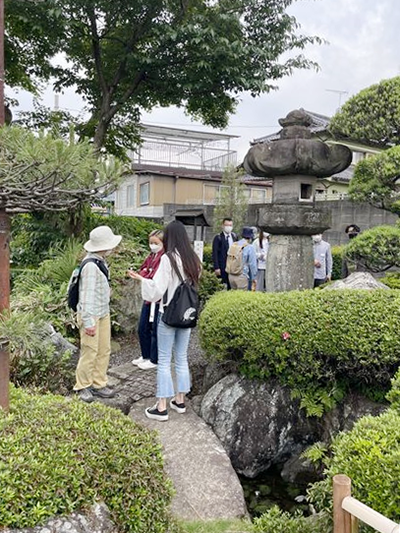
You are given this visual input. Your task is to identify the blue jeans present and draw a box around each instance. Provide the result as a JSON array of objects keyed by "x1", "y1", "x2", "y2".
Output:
[
  {"x1": 138, "y1": 302, "x2": 159, "y2": 364},
  {"x1": 156, "y1": 315, "x2": 191, "y2": 398}
]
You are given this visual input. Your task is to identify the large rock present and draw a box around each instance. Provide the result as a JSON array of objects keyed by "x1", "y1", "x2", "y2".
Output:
[
  {"x1": 200, "y1": 374, "x2": 386, "y2": 479},
  {"x1": 200, "y1": 374, "x2": 318, "y2": 478},
  {"x1": 113, "y1": 279, "x2": 143, "y2": 335},
  {"x1": 324, "y1": 272, "x2": 390, "y2": 290},
  {"x1": 3, "y1": 503, "x2": 117, "y2": 533},
  {"x1": 129, "y1": 398, "x2": 248, "y2": 520}
]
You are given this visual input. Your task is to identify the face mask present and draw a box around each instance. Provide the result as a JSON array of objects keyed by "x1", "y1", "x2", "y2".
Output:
[
  {"x1": 150, "y1": 244, "x2": 162, "y2": 253},
  {"x1": 224, "y1": 226, "x2": 233, "y2": 234},
  {"x1": 312, "y1": 235, "x2": 322, "y2": 243}
]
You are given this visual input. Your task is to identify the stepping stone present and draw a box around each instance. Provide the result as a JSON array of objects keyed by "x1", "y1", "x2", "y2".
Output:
[{"x1": 129, "y1": 399, "x2": 248, "y2": 521}]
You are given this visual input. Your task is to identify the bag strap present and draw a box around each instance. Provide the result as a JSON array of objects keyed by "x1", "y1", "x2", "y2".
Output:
[
  {"x1": 162, "y1": 252, "x2": 185, "y2": 305},
  {"x1": 78, "y1": 257, "x2": 109, "y2": 284}
]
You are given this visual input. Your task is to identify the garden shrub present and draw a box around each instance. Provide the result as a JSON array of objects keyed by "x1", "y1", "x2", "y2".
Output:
[
  {"x1": 0, "y1": 386, "x2": 174, "y2": 532},
  {"x1": 381, "y1": 272, "x2": 400, "y2": 289},
  {"x1": 331, "y1": 246, "x2": 344, "y2": 280},
  {"x1": 253, "y1": 506, "x2": 326, "y2": 533},
  {"x1": 198, "y1": 269, "x2": 224, "y2": 306},
  {"x1": 306, "y1": 408, "x2": 400, "y2": 527},
  {"x1": 199, "y1": 290, "x2": 400, "y2": 412},
  {"x1": 344, "y1": 225, "x2": 400, "y2": 273},
  {"x1": 202, "y1": 244, "x2": 214, "y2": 272}
]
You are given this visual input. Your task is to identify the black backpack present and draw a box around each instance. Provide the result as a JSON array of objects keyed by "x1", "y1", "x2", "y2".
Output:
[
  {"x1": 67, "y1": 258, "x2": 109, "y2": 312},
  {"x1": 162, "y1": 254, "x2": 199, "y2": 329}
]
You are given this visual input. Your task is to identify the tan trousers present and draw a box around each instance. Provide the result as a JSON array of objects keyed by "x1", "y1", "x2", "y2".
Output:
[
  {"x1": 229, "y1": 274, "x2": 248, "y2": 290},
  {"x1": 74, "y1": 314, "x2": 111, "y2": 391}
]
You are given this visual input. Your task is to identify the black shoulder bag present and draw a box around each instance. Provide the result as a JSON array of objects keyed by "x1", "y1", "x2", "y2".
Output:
[{"x1": 162, "y1": 254, "x2": 199, "y2": 329}]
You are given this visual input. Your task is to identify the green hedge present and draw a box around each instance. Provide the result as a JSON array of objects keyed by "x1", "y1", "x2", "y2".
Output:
[
  {"x1": 200, "y1": 290, "x2": 400, "y2": 409},
  {"x1": 0, "y1": 387, "x2": 175, "y2": 532},
  {"x1": 307, "y1": 408, "x2": 400, "y2": 526},
  {"x1": 331, "y1": 246, "x2": 344, "y2": 280}
]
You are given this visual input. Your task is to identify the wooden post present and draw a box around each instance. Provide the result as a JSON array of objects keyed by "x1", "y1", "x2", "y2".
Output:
[
  {"x1": 0, "y1": 210, "x2": 10, "y2": 412},
  {"x1": 333, "y1": 474, "x2": 352, "y2": 533}
]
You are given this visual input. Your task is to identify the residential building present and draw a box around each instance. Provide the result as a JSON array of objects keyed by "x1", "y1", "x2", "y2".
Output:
[{"x1": 114, "y1": 124, "x2": 271, "y2": 218}]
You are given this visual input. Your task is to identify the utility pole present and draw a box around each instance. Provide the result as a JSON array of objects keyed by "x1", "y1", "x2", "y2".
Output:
[
  {"x1": 0, "y1": 0, "x2": 10, "y2": 412},
  {"x1": 326, "y1": 89, "x2": 349, "y2": 110}
]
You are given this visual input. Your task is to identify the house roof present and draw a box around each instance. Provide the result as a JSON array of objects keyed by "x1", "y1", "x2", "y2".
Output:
[
  {"x1": 132, "y1": 164, "x2": 272, "y2": 187},
  {"x1": 252, "y1": 109, "x2": 331, "y2": 144}
]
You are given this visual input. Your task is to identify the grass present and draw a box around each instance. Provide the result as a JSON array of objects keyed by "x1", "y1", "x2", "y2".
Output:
[{"x1": 180, "y1": 518, "x2": 252, "y2": 533}]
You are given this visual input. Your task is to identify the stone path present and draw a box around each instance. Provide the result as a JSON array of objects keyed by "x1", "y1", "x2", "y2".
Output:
[
  {"x1": 96, "y1": 358, "x2": 247, "y2": 521},
  {"x1": 130, "y1": 398, "x2": 248, "y2": 521}
]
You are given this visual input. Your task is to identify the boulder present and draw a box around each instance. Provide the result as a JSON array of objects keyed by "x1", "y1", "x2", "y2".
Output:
[
  {"x1": 200, "y1": 374, "x2": 318, "y2": 478},
  {"x1": 113, "y1": 279, "x2": 143, "y2": 335},
  {"x1": 200, "y1": 374, "x2": 386, "y2": 479},
  {"x1": 3, "y1": 502, "x2": 117, "y2": 533},
  {"x1": 324, "y1": 272, "x2": 390, "y2": 290}
]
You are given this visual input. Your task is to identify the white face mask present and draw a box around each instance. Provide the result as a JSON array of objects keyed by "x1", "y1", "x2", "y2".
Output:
[
  {"x1": 150, "y1": 243, "x2": 162, "y2": 254},
  {"x1": 224, "y1": 225, "x2": 233, "y2": 234},
  {"x1": 312, "y1": 235, "x2": 322, "y2": 243}
]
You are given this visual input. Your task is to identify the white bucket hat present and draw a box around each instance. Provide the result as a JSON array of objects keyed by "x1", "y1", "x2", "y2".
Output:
[{"x1": 84, "y1": 225, "x2": 122, "y2": 252}]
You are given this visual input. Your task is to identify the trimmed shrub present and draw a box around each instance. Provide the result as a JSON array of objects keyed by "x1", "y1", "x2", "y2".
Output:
[
  {"x1": 307, "y1": 408, "x2": 400, "y2": 526},
  {"x1": 331, "y1": 246, "x2": 344, "y2": 280},
  {"x1": 198, "y1": 270, "x2": 224, "y2": 306},
  {"x1": 344, "y1": 225, "x2": 400, "y2": 273},
  {"x1": 199, "y1": 290, "x2": 400, "y2": 409},
  {"x1": 202, "y1": 244, "x2": 214, "y2": 272},
  {"x1": 381, "y1": 272, "x2": 400, "y2": 289},
  {"x1": 0, "y1": 386, "x2": 174, "y2": 532},
  {"x1": 253, "y1": 506, "x2": 326, "y2": 533}
]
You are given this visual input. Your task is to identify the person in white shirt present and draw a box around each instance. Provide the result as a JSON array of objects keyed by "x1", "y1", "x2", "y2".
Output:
[
  {"x1": 312, "y1": 234, "x2": 333, "y2": 287},
  {"x1": 128, "y1": 221, "x2": 201, "y2": 422},
  {"x1": 252, "y1": 229, "x2": 269, "y2": 292}
]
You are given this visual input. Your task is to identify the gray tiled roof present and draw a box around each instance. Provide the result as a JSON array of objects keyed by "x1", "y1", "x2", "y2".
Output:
[{"x1": 252, "y1": 109, "x2": 331, "y2": 144}]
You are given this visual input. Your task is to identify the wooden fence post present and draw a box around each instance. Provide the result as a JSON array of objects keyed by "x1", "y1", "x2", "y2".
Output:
[{"x1": 333, "y1": 474, "x2": 352, "y2": 533}]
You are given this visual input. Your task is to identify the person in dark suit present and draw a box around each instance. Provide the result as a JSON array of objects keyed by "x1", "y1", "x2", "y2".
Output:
[{"x1": 212, "y1": 217, "x2": 237, "y2": 289}]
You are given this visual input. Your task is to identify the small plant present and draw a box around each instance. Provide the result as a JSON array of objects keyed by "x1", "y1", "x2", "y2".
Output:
[{"x1": 0, "y1": 386, "x2": 174, "y2": 532}]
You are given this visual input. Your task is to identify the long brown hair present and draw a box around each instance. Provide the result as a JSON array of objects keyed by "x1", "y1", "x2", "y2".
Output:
[{"x1": 163, "y1": 221, "x2": 201, "y2": 285}]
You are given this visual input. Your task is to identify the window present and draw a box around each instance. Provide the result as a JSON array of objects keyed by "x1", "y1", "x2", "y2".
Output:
[
  {"x1": 203, "y1": 184, "x2": 219, "y2": 204},
  {"x1": 139, "y1": 182, "x2": 150, "y2": 205},
  {"x1": 126, "y1": 185, "x2": 136, "y2": 207},
  {"x1": 300, "y1": 183, "x2": 313, "y2": 201},
  {"x1": 250, "y1": 188, "x2": 266, "y2": 204}
]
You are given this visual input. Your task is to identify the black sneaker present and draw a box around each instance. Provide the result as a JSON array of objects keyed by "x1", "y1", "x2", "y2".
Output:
[
  {"x1": 169, "y1": 399, "x2": 186, "y2": 414},
  {"x1": 91, "y1": 386, "x2": 115, "y2": 398},
  {"x1": 145, "y1": 403, "x2": 169, "y2": 421},
  {"x1": 77, "y1": 388, "x2": 95, "y2": 403}
]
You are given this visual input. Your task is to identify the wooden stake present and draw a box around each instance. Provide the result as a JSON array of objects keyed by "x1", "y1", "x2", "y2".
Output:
[{"x1": 333, "y1": 474, "x2": 352, "y2": 533}]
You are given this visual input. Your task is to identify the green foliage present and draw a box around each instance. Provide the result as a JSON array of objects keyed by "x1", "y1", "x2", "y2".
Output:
[
  {"x1": 331, "y1": 246, "x2": 344, "y2": 280},
  {"x1": 0, "y1": 311, "x2": 74, "y2": 393},
  {"x1": 253, "y1": 506, "x2": 326, "y2": 533},
  {"x1": 347, "y1": 145, "x2": 400, "y2": 214},
  {"x1": 200, "y1": 290, "x2": 400, "y2": 413},
  {"x1": 0, "y1": 386, "x2": 174, "y2": 532},
  {"x1": 198, "y1": 270, "x2": 224, "y2": 306},
  {"x1": 330, "y1": 76, "x2": 400, "y2": 148},
  {"x1": 202, "y1": 244, "x2": 214, "y2": 272},
  {"x1": 213, "y1": 166, "x2": 248, "y2": 233},
  {"x1": 7, "y1": 0, "x2": 320, "y2": 155},
  {"x1": 181, "y1": 519, "x2": 251, "y2": 533},
  {"x1": 307, "y1": 409, "x2": 400, "y2": 524},
  {"x1": 301, "y1": 442, "x2": 328, "y2": 465},
  {"x1": 381, "y1": 272, "x2": 400, "y2": 289},
  {"x1": 0, "y1": 125, "x2": 124, "y2": 214},
  {"x1": 344, "y1": 225, "x2": 400, "y2": 272},
  {"x1": 291, "y1": 385, "x2": 345, "y2": 418}
]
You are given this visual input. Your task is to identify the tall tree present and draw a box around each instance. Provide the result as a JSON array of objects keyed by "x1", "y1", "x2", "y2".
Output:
[
  {"x1": 330, "y1": 77, "x2": 400, "y2": 148},
  {"x1": 6, "y1": 0, "x2": 320, "y2": 156},
  {"x1": 213, "y1": 166, "x2": 248, "y2": 233}
]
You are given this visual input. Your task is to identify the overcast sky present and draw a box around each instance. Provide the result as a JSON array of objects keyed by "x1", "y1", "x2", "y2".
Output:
[{"x1": 10, "y1": 0, "x2": 400, "y2": 160}]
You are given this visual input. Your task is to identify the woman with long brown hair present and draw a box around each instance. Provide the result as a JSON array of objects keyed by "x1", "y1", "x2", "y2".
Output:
[{"x1": 128, "y1": 221, "x2": 201, "y2": 421}]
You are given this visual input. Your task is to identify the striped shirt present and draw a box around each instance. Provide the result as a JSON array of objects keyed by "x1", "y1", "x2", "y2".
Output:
[{"x1": 77, "y1": 253, "x2": 110, "y2": 328}]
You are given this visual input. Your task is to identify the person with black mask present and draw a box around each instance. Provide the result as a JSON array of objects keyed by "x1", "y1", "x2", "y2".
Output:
[{"x1": 342, "y1": 224, "x2": 362, "y2": 278}]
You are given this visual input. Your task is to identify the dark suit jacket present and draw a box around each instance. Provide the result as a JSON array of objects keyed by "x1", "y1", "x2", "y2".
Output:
[{"x1": 212, "y1": 232, "x2": 238, "y2": 278}]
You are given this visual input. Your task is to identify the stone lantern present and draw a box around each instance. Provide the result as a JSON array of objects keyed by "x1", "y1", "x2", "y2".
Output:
[{"x1": 243, "y1": 109, "x2": 352, "y2": 292}]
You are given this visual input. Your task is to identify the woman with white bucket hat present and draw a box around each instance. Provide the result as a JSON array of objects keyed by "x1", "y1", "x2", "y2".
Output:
[{"x1": 73, "y1": 225, "x2": 122, "y2": 403}]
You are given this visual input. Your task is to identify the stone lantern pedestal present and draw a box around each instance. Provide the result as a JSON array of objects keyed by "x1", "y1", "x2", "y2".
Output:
[{"x1": 243, "y1": 109, "x2": 352, "y2": 292}]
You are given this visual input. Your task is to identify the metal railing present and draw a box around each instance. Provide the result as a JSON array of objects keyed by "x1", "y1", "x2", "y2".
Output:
[{"x1": 333, "y1": 475, "x2": 399, "y2": 533}]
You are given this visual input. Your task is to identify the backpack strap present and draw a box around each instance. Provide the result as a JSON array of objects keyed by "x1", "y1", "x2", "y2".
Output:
[{"x1": 79, "y1": 257, "x2": 110, "y2": 284}]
